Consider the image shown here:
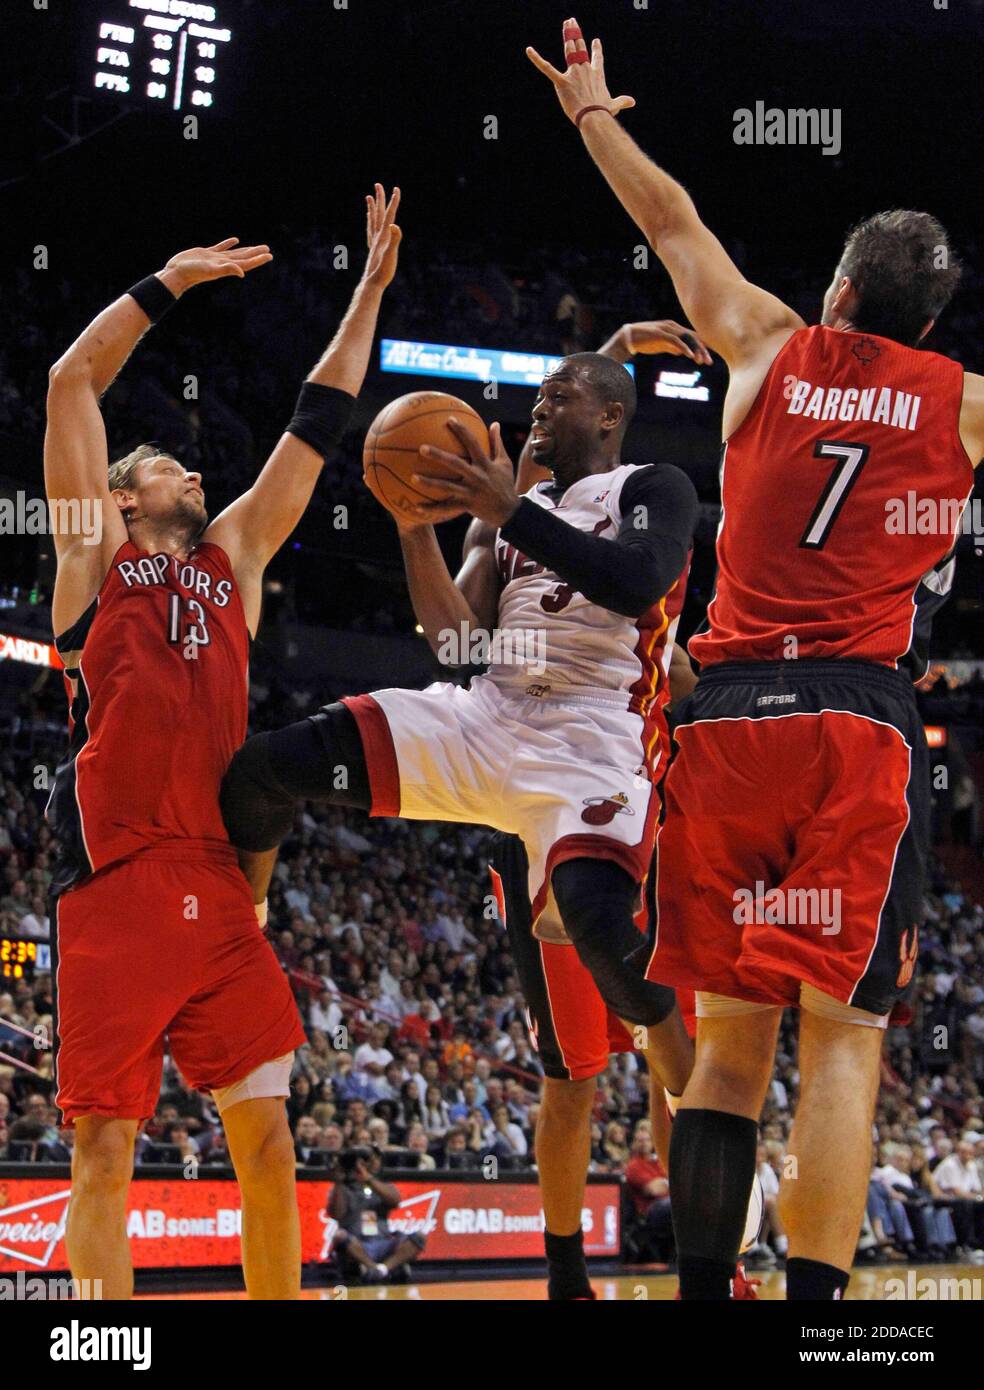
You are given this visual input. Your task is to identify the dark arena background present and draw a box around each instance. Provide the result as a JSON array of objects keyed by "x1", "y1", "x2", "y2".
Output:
[{"x1": 1, "y1": 0, "x2": 983, "y2": 1357}]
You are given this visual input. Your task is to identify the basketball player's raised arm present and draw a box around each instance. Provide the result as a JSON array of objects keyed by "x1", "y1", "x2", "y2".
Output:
[
  {"x1": 527, "y1": 21, "x2": 803, "y2": 368},
  {"x1": 44, "y1": 240, "x2": 272, "y2": 635},
  {"x1": 204, "y1": 188, "x2": 403, "y2": 577}
]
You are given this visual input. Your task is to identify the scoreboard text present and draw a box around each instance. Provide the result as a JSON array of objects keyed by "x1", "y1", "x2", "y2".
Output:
[{"x1": 92, "y1": 1, "x2": 233, "y2": 113}]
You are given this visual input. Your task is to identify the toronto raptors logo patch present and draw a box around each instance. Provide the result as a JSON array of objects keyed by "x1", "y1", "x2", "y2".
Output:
[
  {"x1": 581, "y1": 791, "x2": 635, "y2": 826},
  {"x1": 851, "y1": 336, "x2": 881, "y2": 366},
  {"x1": 896, "y1": 925, "x2": 918, "y2": 988}
]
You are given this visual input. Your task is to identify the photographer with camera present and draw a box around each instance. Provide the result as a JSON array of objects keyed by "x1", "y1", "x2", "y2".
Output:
[{"x1": 328, "y1": 1147, "x2": 426, "y2": 1284}]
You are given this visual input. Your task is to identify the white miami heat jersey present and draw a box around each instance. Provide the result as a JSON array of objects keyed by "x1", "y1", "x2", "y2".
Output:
[{"x1": 489, "y1": 464, "x2": 688, "y2": 719}]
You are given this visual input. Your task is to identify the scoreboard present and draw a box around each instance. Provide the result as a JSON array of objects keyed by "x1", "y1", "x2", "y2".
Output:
[
  {"x1": 91, "y1": 1, "x2": 234, "y2": 113},
  {"x1": 0, "y1": 937, "x2": 49, "y2": 982}
]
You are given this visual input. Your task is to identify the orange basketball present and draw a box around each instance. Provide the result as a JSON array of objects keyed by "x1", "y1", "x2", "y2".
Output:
[{"x1": 362, "y1": 392, "x2": 490, "y2": 523}]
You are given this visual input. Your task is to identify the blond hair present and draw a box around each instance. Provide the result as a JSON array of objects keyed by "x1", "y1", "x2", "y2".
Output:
[{"x1": 107, "y1": 443, "x2": 169, "y2": 494}]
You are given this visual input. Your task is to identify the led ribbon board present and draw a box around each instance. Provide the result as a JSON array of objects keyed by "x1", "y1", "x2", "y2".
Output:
[{"x1": 381, "y1": 339, "x2": 633, "y2": 387}]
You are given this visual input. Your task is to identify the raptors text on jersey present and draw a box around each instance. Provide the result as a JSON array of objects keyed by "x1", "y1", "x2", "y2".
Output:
[{"x1": 47, "y1": 540, "x2": 250, "y2": 893}]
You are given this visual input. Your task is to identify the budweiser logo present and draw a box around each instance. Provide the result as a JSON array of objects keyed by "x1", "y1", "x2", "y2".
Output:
[
  {"x1": 0, "y1": 1187, "x2": 70, "y2": 1269},
  {"x1": 387, "y1": 1189, "x2": 441, "y2": 1237}
]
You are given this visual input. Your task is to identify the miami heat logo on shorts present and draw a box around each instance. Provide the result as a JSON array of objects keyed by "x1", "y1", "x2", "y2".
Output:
[
  {"x1": 896, "y1": 925, "x2": 918, "y2": 988},
  {"x1": 581, "y1": 791, "x2": 635, "y2": 826},
  {"x1": 851, "y1": 335, "x2": 881, "y2": 366}
]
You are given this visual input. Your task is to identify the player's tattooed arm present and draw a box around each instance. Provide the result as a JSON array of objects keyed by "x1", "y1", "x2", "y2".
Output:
[
  {"x1": 527, "y1": 20, "x2": 803, "y2": 370},
  {"x1": 45, "y1": 239, "x2": 271, "y2": 635},
  {"x1": 204, "y1": 187, "x2": 402, "y2": 585}
]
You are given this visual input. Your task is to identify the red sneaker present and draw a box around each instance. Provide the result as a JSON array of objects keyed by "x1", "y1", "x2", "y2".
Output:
[
  {"x1": 731, "y1": 1262, "x2": 762, "y2": 1300},
  {"x1": 672, "y1": 1265, "x2": 761, "y2": 1300}
]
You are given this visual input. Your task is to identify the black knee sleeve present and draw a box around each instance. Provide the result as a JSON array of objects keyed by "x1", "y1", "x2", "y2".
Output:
[
  {"x1": 551, "y1": 859, "x2": 676, "y2": 1027},
  {"x1": 669, "y1": 1109, "x2": 759, "y2": 1269},
  {"x1": 220, "y1": 702, "x2": 370, "y2": 852}
]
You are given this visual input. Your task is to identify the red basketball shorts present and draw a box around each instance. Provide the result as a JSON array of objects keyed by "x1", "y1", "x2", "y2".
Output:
[
  {"x1": 646, "y1": 660, "x2": 930, "y2": 1017},
  {"x1": 489, "y1": 833, "x2": 696, "y2": 1082},
  {"x1": 53, "y1": 845, "x2": 306, "y2": 1126}
]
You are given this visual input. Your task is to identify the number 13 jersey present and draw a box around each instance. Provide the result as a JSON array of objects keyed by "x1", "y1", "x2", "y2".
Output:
[
  {"x1": 47, "y1": 540, "x2": 249, "y2": 896},
  {"x1": 689, "y1": 325, "x2": 974, "y2": 670}
]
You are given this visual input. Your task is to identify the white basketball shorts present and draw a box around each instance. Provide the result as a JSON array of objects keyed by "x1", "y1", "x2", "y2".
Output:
[{"x1": 342, "y1": 675, "x2": 661, "y2": 942}]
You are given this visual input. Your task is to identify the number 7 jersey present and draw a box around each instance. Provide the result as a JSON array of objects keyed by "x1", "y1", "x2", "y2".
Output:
[
  {"x1": 689, "y1": 325, "x2": 975, "y2": 670},
  {"x1": 46, "y1": 540, "x2": 250, "y2": 896}
]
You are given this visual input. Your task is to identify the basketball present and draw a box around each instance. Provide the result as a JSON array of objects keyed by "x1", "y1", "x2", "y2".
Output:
[{"x1": 362, "y1": 391, "x2": 490, "y2": 524}]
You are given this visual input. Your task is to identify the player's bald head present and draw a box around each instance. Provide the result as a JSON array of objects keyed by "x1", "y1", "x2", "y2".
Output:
[{"x1": 550, "y1": 353, "x2": 637, "y2": 439}]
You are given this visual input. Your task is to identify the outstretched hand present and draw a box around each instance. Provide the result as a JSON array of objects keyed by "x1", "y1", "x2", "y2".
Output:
[
  {"x1": 622, "y1": 320, "x2": 713, "y2": 365},
  {"x1": 159, "y1": 238, "x2": 273, "y2": 294},
  {"x1": 526, "y1": 17, "x2": 635, "y2": 127},
  {"x1": 363, "y1": 184, "x2": 403, "y2": 291},
  {"x1": 410, "y1": 420, "x2": 520, "y2": 529}
]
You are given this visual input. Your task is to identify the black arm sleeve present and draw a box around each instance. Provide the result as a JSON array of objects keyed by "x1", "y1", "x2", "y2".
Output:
[{"x1": 497, "y1": 464, "x2": 698, "y2": 617}]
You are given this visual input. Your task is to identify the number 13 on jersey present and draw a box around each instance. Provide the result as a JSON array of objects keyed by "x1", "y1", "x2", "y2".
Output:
[{"x1": 167, "y1": 593, "x2": 211, "y2": 650}]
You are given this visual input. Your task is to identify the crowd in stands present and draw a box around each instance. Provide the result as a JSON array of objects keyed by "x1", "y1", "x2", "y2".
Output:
[
  {"x1": 2, "y1": 665, "x2": 984, "y2": 1266},
  {"x1": 1, "y1": 229, "x2": 982, "y2": 1266}
]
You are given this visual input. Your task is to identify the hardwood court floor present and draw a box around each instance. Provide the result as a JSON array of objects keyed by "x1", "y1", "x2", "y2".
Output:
[{"x1": 136, "y1": 1264, "x2": 983, "y2": 1300}]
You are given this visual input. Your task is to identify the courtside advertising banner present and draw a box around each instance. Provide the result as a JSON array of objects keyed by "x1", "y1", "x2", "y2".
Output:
[{"x1": 0, "y1": 1175, "x2": 620, "y2": 1272}]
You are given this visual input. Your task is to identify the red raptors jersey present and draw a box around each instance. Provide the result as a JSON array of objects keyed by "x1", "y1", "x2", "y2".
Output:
[
  {"x1": 690, "y1": 326, "x2": 974, "y2": 669},
  {"x1": 47, "y1": 540, "x2": 249, "y2": 894}
]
